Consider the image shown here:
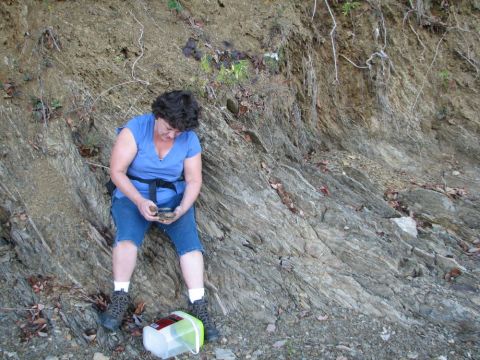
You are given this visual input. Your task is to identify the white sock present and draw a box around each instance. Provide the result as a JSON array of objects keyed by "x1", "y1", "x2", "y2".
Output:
[
  {"x1": 114, "y1": 281, "x2": 130, "y2": 292},
  {"x1": 188, "y1": 288, "x2": 205, "y2": 303}
]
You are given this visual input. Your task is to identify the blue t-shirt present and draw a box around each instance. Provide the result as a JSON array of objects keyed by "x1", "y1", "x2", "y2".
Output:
[{"x1": 113, "y1": 113, "x2": 201, "y2": 204}]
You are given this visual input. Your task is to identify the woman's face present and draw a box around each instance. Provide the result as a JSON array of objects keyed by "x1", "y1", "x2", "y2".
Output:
[{"x1": 156, "y1": 118, "x2": 181, "y2": 141}]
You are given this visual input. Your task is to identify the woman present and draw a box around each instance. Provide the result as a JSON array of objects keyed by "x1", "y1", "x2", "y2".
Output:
[{"x1": 99, "y1": 90, "x2": 218, "y2": 341}]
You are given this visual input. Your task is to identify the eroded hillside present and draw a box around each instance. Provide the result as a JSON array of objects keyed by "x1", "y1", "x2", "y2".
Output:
[{"x1": 0, "y1": 1, "x2": 479, "y2": 359}]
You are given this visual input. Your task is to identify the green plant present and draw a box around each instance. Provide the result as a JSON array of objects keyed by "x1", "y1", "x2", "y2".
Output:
[
  {"x1": 439, "y1": 69, "x2": 450, "y2": 88},
  {"x1": 264, "y1": 52, "x2": 281, "y2": 74},
  {"x1": 342, "y1": 1, "x2": 360, "y2": 16},
  {"x1": 23, "y1": 73, "x2": 33, "y2": 82},
  {"x1": 114, "y1": 55, "x2": 125, "y2": 64},
  {"x1": 185, "y1": 77, "x2": 208, "y2": 98},
  {"x1": 216, "y1": 60, "x2": 249, "y2": 85},
  {"x1": 167, "y1": 0, "x2": 182, "y2": 12},
  {"x1": 51, "y1": 99, "x2": 62, "y2": 110},
  {"x1": 200, "y1": 54, "x2": 213, "y2": 74},
  {"x1": 30, "y1": 96, "x2": 50, "y2": 122}
]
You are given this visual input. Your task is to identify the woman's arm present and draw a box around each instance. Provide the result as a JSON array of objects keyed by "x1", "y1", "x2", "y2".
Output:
[
  {"x1": 110, "y1": 128, "x2": 157, "y2": 220},
  {"x1": 174, "y1": 152, "x2": 202, "y2": 218}
]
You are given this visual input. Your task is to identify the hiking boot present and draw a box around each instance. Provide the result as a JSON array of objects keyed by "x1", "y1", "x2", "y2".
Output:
[
  {"x1": 189, "y1": 298, "x2": 219, "y2": 342},
  {"x1": 99, "y1": 290, "x2": 130, "y2": 331}
]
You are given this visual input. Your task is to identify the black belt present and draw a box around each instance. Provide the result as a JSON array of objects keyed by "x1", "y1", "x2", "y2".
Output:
[
  {"x1": 127, "y1": 174, "x2": 182, "y2": 204},
  {"x1": 106, "y1": 174, "x2": 183, "y2": 204}
]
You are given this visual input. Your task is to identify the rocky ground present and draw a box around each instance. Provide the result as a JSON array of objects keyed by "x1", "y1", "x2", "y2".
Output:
[{"x1": 1, "y1": 0, "x2": 479, "y2": 359}]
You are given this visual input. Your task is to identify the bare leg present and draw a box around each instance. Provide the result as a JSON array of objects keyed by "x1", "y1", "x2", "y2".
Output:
[
  {"x1": 181, "y1": 251, "x2": 219, "y2": 341},
  {"x1": 100, "y1": 240, "x2": 137, "y2": 330},
  {"x1": 112, "y1": 240, "x2": 138, "y2": 282},
  {"x1": 179, "y1": 250, "x2": 204, "y2": 289}
]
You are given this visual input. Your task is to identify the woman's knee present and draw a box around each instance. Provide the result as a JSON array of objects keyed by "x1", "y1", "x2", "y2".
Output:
[
  {"x1": 180, "y1": 250, "x2": 203, "y2": 261},
  {"x1": 114, "y1": 240, "x2": 138, "y2": 252}
]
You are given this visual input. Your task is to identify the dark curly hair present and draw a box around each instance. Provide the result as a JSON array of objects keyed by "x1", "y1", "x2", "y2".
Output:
[{"x1": 151, "y1": 90, "x2": 200, "y2": 131}]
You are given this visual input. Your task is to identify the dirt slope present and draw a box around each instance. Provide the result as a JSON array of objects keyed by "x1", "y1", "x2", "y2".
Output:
[{"x1": 0, "y1": 1, "x2": 479, "y2": 359}]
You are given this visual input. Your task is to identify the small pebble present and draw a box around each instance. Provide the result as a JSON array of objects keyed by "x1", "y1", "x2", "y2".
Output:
[
  {"x1": 93, "y1": 354, "x2": 109, "y2": 360},
  {"x1": 272, "y1": 340, "x2": 287, "y2": 348},
  {"x1": 266, "y1": 323, "x2": 276, "y2": 333},
  {"x1": 214, "y1": 348, "x2": 236, "y2": 360}
]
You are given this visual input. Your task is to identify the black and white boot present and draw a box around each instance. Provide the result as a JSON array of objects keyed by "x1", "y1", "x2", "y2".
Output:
[
  {"x1": 189, "y1": 297, "x2": 219, "y2": 342},
  {"x1": 99, "y1": 290, "x2": 130, "y2": 331}
]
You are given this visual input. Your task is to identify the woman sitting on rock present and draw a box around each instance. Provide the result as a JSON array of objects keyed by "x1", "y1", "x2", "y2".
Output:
[{"x1": 99, "y1": 90, "x2": 219, "y2": 341}]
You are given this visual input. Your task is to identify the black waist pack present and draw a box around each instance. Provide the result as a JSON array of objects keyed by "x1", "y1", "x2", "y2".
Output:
[{"x1": 106, "y1": 174, "x2": 183, "y2": 203}]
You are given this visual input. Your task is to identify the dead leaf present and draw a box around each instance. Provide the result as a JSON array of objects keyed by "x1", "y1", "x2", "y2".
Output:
[
  {"x1": 445, "y1": 267, "x2": 462, "y2": 281},
  {"x1": 269, "y1": 179, "x2": 281, "y2": 190},
  {"x1": 131, "y1": 327, "x2": 142, "y2": 337},
  {"x1": 3, "y1": 82, "x2": 16, "y2": 97},
  {"x1": 65, "y1": 117, "x2": 74, "y2": 128},
  {"x1": 134, "y1": 301, "x2": 146, "y2": 315},
  {"x1": 319, "y1": 185, "x2": 330, "y2": 196},
  {"x1": 32, "y1": 318, "x2": 47, "y2": 325},
  {"x1": 113, "y1": 345, "x2": 125, "y2": 353},
  {"x1": 238, "y1": 104, "x2": 248, "y2": 116}
]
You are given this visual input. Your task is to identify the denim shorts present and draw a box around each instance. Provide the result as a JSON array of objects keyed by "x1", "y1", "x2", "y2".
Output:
[{"x1": 111, "y1": 194, "x2": 204, "y2": 256}]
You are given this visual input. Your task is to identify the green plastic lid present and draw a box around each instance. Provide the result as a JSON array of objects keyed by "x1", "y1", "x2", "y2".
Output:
[{"x1": 172, "y1": 311, "x2": 205, "y2": 353}]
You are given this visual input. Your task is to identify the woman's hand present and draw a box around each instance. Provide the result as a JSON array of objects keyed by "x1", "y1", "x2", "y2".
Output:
[
  {"x1": 136, "y1": 198, "x2": 159, "y2": 221},
  {"x1": 157, "y1": 204, "x2": 186, "y2": 225}
]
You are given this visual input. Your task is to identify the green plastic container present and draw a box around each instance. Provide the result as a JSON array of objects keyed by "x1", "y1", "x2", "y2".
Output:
[{"x1": 143, "y1": 311, "x2": 204, "y2": 359}]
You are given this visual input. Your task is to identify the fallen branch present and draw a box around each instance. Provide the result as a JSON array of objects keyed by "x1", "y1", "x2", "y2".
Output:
[
  {"x1": 86, "y1": 161, "x2": 109, "y2": 170},
  {"x1": 89, "y1": 12, "x2": 150, "y2": 111},
  {"x1": 455, "y1": 49, "x2": 479, "y2": 74},
  {"x1": 0, "y1": 180, "x2": 17, "y2": 202},
  {"x1": 46, "y1": 27, "x2": 61, "y2": 51},
  {"x1": 38, "y1": 78, "x2": 50, "y2": 130},
  {"x1": 27, "y1": 217, "x2": 52, "y2": 254},
  {"x1": 365, "y1": 50, "x2": 390, "y2": 70},
  {"x1": 339, "y1": 54, "x2": 369, "y2": 69},
  {"x1": 377, "y1": 2, "x2": 387, "y2": 50},
  {"x1": 130, "y1": 12, "x2": 150, "y2": 86},
  {"x1": 411, "y1": 32, "x2": 447, "y2": 112},
  {"x1": 90, "y1": 80, "x2": 140, "y2": 111},
  {"x1": 324, "y1": 0, "x2": 339, "y2": 84},
  {"x1": 311, "y1": 0, "x2": 317, "y2": 21},
  {"x1": 409, "y1": 23, "x2": 427, "y2": 56},
  {"x1": 0, "y1": 306, "x2": 53, "y2": 312},
  {"x1": 204, "y1": 279, "x2": 228, "y2": 315}
]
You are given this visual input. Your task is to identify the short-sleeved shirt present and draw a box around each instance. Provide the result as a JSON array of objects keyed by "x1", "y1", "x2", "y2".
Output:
[{"x1": 113, "y1": 113, "x2": 201, "y2": 204}]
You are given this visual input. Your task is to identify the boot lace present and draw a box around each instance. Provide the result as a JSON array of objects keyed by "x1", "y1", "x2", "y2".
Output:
[
  {"x1": 108, "y1": 291, "x2": 130, "y2": 318},
  {"x1": 192, "y1": 299, "x2": 214, "y2": 328}
]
